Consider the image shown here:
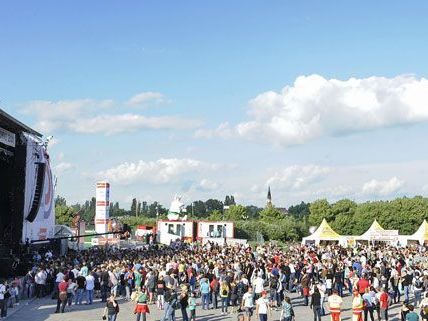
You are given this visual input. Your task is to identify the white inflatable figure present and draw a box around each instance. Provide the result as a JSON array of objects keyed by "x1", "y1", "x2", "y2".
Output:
[{"x1": 168, "y1": 194, "x2": 187, "y2": 220}]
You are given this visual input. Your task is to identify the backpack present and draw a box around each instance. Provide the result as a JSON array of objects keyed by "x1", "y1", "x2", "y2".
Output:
[
  {"x1": 270, "y1": 278, "x2": 278, "y2": 289},
  {"x1": 237, "y1": 282, "x2": 248, "y2": 296}
]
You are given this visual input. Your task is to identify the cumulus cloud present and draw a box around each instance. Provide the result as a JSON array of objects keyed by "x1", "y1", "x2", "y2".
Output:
[
  {"x1": 21, "y1": 92, "x2": 198, "y2": 135},
  {"x1": 22, "y1": 99, "x2": 114, "y2": 133},
  {"x1": 54, "y1": 162, "x2": 74, "y2": 174},
  {"x1": 126, "y1": 91, "x2": 168, "y2": 107},
  {"x1": 98, "y1": 158, "x2": 222, "y2": 185},
  {"x1": 362, "y1": 177, "x2": 404, "y2": 196},
  {"x1": 267, "y1": 165, "x2": 331, "y2": 190},
  {"x1": 198, "y1": 74, "x2": 428, "y2": 146}
]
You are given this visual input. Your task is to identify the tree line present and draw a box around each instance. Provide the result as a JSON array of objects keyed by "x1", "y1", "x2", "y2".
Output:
[
  {"x1": 55, "y1": 194, "x2": 428, "y2": 242},
  {"x1": 308, "y1": 196, "x2": 428, "y2": 236}
]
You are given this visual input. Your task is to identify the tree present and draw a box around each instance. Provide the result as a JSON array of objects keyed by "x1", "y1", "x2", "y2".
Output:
[
  {"x1": 259, "y1": 206, "x2": 286, "y2": 223},
  {"x1": 208, "y1": 210, "x2": 223, "y2": 221},
  {"x1": 142, "y1": 201, "x2": 148, "y2": 215},
  {"x1": 147, "y1": 201, "x2": 167, "y2": 218},
  {"x1": 187, "y1": 200, "x2": 207, "y2": 218},
  {"x1": 55, "y1": 204, "x2": 74, "y2": 225},
  {"x1": 245, "y1": 205, "x2": 262, "y2": 220},
  {"x1": 137, "y1": 201, "x2": 141, "y2": 217},
  {"x1": 288, "y1": 201, "x2": 310, "y2": 219},
  {"x1": 225, "y1": 205, "x2": 248, "y2": 220},
  {"x1": 330, "y1": 199, "x2": 357, "y2": 235},
  {"x1": 82, "y1": 197, "x2": 96, "y2": 223},
  {"x1": 55, "y1": 195, "x2": 67, "y2": 207},
  {"x1": 224, "y1": 196, "x2": 231, "y2": 206},
  {"x1": 131, "y1": 198, "x2": 137, "y2": 216},
  {"x1": 205, "y1": 199, "x2": 223, "y2": 214},
  {"x1": 224, "y1": 195, "x2": 236, "y2": 206},
  {"x1": 308, "y1": 199, "x2": 332, "y2": 226}
]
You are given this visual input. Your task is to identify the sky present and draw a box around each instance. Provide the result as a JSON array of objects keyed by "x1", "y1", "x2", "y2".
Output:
[{"x1": 1, "y1": 1, "x2": 428, "y2": 208}]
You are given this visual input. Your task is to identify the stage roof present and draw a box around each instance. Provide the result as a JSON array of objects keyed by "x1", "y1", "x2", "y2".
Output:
[{"x1": 0, "y1": 108, "x2": 42, "y2": 137}]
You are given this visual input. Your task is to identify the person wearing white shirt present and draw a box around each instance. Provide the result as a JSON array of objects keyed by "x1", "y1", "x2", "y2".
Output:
[
  {"x1": 253, "y1": 276, "x2": 264, "y2": 300},
  {"x1": 52, "y1": 271, "x2": 65, "y2": 300},
  {"x1": 317, "y1": 282, "x2": 326, "y2": 316},
  {"x1": 256, "y1": 291, "x2": 270, "y2": 321},
  {"x1": 71, "y1": 267, "x2": 80, "y2": 279},
  {"x1": 80, "y1": 264, "x2": 88, "y2": 277},
  {"x1": 0, "y1": 281, "x2": 6, "y2": 318},
  {"x1": 85, "y1": 273, "x2": 95, "y2": 305},
  {"x1": 241, "y1": 287, "x2": 254, "y2": 321},
  {"x1": 35, "y1": 269, "x2": 47, "y2": 298}
]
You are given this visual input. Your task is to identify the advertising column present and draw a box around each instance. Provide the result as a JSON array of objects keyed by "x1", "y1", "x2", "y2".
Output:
[{"x1": 95, "y1": 181, "x2": 110, "y2": 235}]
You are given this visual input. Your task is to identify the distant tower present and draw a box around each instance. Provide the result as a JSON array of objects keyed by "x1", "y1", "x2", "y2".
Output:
[
  {"x1": 266, "y1": 186, "x2": 272, "y2": 207},
  {"x1": 95, "y1": 181, "x2": 110, "y2": 235}
]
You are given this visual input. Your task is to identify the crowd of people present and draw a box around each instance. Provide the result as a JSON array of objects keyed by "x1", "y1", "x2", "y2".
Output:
[{"x1": 4, "y1": 240, "x2": 428, "y2": 321}]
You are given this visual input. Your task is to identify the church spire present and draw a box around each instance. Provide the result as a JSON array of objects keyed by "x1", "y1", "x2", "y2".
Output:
[{"x1": 267, "y1": 186, "x2": 272, "y2": 206}]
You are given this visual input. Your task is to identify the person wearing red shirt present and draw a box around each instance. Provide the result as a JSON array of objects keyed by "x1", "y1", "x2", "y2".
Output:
[
  {"x1": 379, "y1": 288, "x2": 390, "y2": 321},
  {"x1": 210, "y1": 277, "x2": 219, "y2": 309},
  {"x1": 357, "y1": 275, "x2": 370, "y2": 295},
  {"x1": 55, "y1": 277, "x2": 70, "y2": 314}
]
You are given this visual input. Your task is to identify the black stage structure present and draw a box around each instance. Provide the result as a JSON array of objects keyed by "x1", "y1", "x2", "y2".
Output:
[{"x1": 0, "y1": 109, "x2": 43, "y2": 277}]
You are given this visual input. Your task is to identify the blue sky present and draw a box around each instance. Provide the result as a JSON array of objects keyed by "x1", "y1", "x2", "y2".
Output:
[{"x1": 1, "y1": 1, "x2": 428, "y2": 208}]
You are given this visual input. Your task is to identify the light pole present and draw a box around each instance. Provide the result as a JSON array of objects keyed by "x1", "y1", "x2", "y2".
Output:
[
  {"x1": 191, "y1": 202, "x2": 194, "y2": 218},
  {"x1": 223, "y1": 205, "x2": 230, "y2": 221}
]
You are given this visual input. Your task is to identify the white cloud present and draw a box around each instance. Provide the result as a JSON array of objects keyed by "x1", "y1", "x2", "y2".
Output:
[
  {"x1": 22, "y1": 99, "x2": 114, "y2": 121},
  {"x1": 21, "y1": 93, "x2": 200, "y2": 135},
  {"x1": 362, "y1": 177, "x2": 404, "y2": 196},
  {"x1": 126, "y1": 91, "x2": 168, "y2": 107},
  {"x1": 198, "y1": 74, "x2": 428, "y2": 146},
  {"x1": 54, "y1": 162, "x2": 74, "y2": 174},
  {"x1": 267, "y1": 165, "x2": 331, "y2": 190},
  {"x1": 69, "y1": 114, "x2": 202, "y2": 134},
  {"x1": 98, "y1": 158, "x2": 221, "y2": 185}
]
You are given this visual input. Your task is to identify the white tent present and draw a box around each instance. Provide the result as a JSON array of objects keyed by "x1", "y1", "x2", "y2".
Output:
[
  {"x1": 302, "y1": 219, "x2": 341, "y2": 245},
  {"x1": 356, "y1": 220, "x2": 398, "y2": 244},
  {"x1": 406, "y1": 220, "x2": 428, "y2": 244}
]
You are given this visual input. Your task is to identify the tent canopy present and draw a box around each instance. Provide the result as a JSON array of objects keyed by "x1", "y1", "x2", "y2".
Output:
[
  {"x1": 408, "y1": 220, "x2": 428, "y2": 241},
  {"x1": 356, "y1": 220, "x2": 384, "y2": 240},
  {"x1": 302, "y1": 219, "x2": 341, "y2": 244}
]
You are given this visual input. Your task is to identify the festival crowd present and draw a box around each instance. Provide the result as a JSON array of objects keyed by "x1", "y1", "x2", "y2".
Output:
[{"x1": 2, "y1": 240, "x2": 428, "y2": 321}]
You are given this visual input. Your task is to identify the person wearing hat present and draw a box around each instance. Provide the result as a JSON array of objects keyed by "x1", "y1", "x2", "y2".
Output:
[{"x1": 255, "y1": 290, "x2": 270, "y2": 321}]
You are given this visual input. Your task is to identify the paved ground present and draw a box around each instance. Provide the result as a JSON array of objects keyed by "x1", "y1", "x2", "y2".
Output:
[{"x1": 5, "y1": 292, "x2": 409, "y2": 321}]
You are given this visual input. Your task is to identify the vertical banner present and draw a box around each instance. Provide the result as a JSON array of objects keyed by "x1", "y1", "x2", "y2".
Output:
[
  {"x1": 22, "y1": 134, "x2": 55, "y2": 242},
  {"x1": 95, "y1": 181, "x2": 110, "y2": 234}
]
